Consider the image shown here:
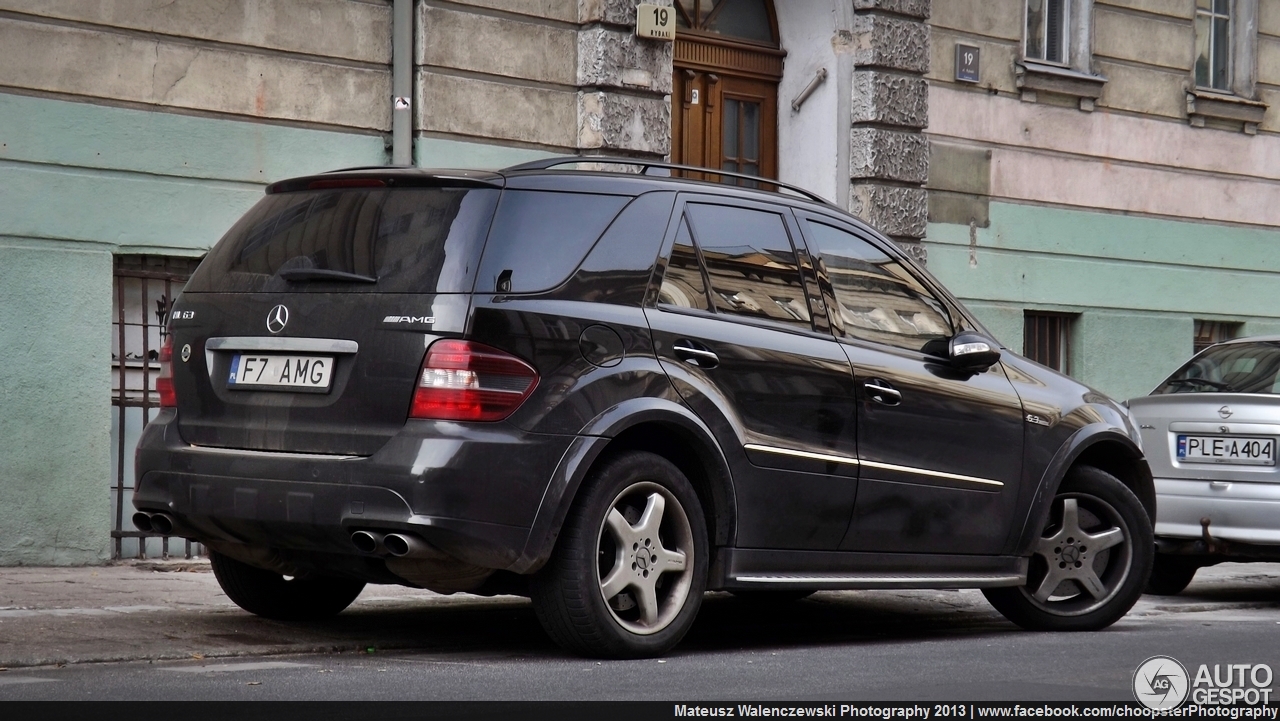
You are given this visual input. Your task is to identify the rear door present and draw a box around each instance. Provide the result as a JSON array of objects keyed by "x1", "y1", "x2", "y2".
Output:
[
  {"x1": 795, "y1": 214, "x2": 1025, "y2": 555},
  {"x1": 170, "y1": 181, "x2": 501, "y2": 456},
  {"x1": 645, "y1": 195, "x2": 860, "y2": 550}
]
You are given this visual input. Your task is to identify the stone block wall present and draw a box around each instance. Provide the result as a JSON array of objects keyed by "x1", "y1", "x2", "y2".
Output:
[
  {"x1": 847, "y1": 0, "x2": 931, "y2": 261},
  {"x1": 417, "y1": 0, "x2": 673, "y2": 162}
]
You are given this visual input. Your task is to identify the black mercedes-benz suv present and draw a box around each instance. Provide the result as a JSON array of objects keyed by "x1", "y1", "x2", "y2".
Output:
[{"x1": 134, "y1": 158, "x2": 1155, "y2": 658}]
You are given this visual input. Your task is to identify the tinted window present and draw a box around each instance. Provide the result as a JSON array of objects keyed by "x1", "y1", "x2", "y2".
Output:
[
  {"x1": 657, "y1": 217, "x2": 710, "y2": 311},
  {"x1": 187, "y1": 187, "x2": 499, "y2": 294},
  {"x1": 565, "y1": 192, "x2": 675, "y2": 306},
  {"x1": 804, "y1": 221, "x2": 951, "y2": 351},
  {"x1": 1154, "y1": 342, "x2": 1280, "y2": 395},
  {"x1": 477, "y1": 190, "x2": 630, "y2": 294},
  {"x1": 686, "y1": 204, "x2": 811, "y2": 329}
]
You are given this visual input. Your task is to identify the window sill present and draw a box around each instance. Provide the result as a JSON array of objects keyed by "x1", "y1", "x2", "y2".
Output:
[
  {"x1": 1015, "y1": 61, "x2": 1107, "y2": 112},
  {"x1": 1186, "y1": 90, "x2": 1268, "y2": 135}
]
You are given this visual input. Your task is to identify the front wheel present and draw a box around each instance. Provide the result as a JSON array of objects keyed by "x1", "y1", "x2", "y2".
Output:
[
  {"x1": 209, "y1": 551, "x2": 366, "y2": 621},
  {"x1": 983, "y1": 466, "x2": 1153, "y2": 631},
  {"x1": 531, "y1": 451, "x2": 709, "y2": 658}
]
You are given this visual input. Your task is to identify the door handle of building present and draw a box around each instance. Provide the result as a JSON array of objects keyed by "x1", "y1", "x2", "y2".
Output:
[
  {"x1": 864, "y1": 379, "x2": 901, "y2": 406},
  {"x1": 673, "y1": 341, "x2": 719, "y2": 369}
]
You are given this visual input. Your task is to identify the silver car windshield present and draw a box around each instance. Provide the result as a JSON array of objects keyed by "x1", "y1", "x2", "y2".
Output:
[{"x1": 1154, "y1": 341, "x2": 1280, "y2": 395}]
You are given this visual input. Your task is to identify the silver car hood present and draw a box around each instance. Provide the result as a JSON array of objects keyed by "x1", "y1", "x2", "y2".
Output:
[{"x1": 1127, "y1": 393, "x2": 1280, "y2": 482}]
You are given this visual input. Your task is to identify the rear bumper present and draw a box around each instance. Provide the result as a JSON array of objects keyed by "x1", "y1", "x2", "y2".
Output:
[
  {"x1": 1154, "y1": 477, "x2": 1280, "y2": 546},
  {"x1": 134, "y1": 409, "x2": 577, "y2": 573}
]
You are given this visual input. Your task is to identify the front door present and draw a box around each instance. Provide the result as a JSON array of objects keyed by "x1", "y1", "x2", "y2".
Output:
[
  {"x1": 796, "y1": 214, "x2": 1027, "y2": 555},
  {"x1": 646, "y1": 196, "x2": 860, "y2": 550}
]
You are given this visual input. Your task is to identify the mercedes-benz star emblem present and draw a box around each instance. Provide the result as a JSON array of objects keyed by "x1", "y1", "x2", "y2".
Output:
[
  {"x1": 1218, "y1": 406, "x2": 1233, "y2": 419},
  {"x1": 266, "y1": 305, "x2": 289, "y2": 334}
]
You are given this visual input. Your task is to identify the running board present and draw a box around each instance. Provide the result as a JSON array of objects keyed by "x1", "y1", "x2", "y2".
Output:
[{"x1": 727, "y1": 572, "x2": 1026, "y2": 590}]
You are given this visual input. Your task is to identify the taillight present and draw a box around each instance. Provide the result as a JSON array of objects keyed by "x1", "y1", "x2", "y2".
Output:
[
  {"x1": 409, "y1": 340, "x2": 539, "y2": 422},
  {"x1": 156, "y1": 336, "x2": 176, "y2": 408}
]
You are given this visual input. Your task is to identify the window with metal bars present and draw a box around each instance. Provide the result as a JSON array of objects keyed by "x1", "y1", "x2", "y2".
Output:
[
  {"x1": 1195, "y1": 0, "x2": 1232, "y2": 90},
  {"x1": 1025, "y1": 0, "x2": 1069, "y2": 64},
  {"x1": 111, "y1": 254, "x2": 202, "y2": 560},
  {"x1": 1024, "y1": 312, "x2": 1074, "y2": 373},
  {"x1": 1193, "y1": 319, "x2": 1241, "y2": 354}
]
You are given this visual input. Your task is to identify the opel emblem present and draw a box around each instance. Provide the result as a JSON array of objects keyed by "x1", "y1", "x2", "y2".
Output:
[
  {"x1": 1218, "y1": 406, "x2": 1233, "y2": 419},
  {"x1": 266, "y1": 305, "x2": 289, "y2": 334},
  {"x1": 180, "y1": 344, "x2": 191, "y2": 363}
]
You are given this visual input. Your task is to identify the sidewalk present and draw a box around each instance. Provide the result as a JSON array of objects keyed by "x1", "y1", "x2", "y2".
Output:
[{"x1": 0, "y1": 560, "x2": 1275, "y2": 669}]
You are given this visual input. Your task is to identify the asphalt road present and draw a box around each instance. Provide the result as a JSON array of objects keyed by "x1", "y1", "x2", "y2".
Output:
[{"x1": 0, "y1": 564, "x2": 1276, "y2": 702}]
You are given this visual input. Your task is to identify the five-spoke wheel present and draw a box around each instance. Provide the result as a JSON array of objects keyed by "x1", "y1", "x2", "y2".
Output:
[
  {"x1": 532, "y1": 451, "x2": 708, "y2": 658},
  {"x1": 984, "y1": 466, "x2": 1153, "y2": 631}
]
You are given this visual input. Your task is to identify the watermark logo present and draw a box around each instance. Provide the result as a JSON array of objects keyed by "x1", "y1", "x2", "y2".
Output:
[{"x1": 1133, "y1": 655, "x2": 1190, "y2": 710}]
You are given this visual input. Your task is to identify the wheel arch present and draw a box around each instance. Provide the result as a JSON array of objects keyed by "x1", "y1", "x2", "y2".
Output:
[
  {"x1": 510, "y1": 398, "x2": 735, "y2": 574},
  {"x1": 1012, "y1": 425, "x2": 1154, "y2": 555}
]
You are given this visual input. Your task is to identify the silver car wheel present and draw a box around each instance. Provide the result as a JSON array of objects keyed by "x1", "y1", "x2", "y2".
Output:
[
  {"x1": 1020, "y1": 493, "x2": 1133, "y2": 616},
  {"x1": 595, "y1": 481, "x2": 695, "y2": 636}
]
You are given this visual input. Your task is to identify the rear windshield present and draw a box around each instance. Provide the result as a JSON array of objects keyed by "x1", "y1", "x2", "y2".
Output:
[
  {"x1": 186, "y1": 187, "x2": 500, "y2": 293},
  {"x1": 1153, "y1": 342, "x2": 1280, "y2": 395}
]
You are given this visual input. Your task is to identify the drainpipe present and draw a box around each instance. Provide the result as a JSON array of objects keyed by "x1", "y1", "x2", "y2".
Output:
[{"x1": 391, "y1": 0, "x2": 413, "y2": 165}]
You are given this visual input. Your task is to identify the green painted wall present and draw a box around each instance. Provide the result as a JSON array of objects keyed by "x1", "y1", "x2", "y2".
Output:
[
  {"x1": 927, "y1": 202, "x2": 1280, "y2": 401},
  {"x1": 0, "y1": 92, "x2": 388, "y2": 564},
  {"x1": 416, "y1": 136, "x2": 558, "y2": 170}
]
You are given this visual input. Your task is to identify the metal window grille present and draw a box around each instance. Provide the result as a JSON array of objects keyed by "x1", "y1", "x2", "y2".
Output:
[
  {"x1": 1193, "y1": 319, "x2": 1241, "y2": 354},
  {"x1": 1025, "y1": 0, "x2": 1069, "y2": 64},
  {"x1": 1024, "y1": 312, "x2": 1073, "y2": 373},
  {"x1": 111, "y1": 255, "x2": 202, "y2": 560},
  {"x1": 1195, "y1": 0, "x2": 1231, "y2": 90}
]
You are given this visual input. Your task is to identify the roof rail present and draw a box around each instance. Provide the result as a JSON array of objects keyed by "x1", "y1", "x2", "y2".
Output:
[{"x1": 503, "y1": 155, "x2": 836, "y2": 207}]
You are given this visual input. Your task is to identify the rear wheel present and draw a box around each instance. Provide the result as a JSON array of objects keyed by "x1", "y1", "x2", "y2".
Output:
[
  {"x1": 1145, "y1": 555, "x2": 1199, "y2": 596},
  {"x1": 531, "y1": 451, "x2": 708, "y2": 658},
  {"x1": 209, "y1": 551, "x2": 365, "y2": 621},
  {"x1": 983, "y1": 466, "x2": 1153, "y2": 631}
]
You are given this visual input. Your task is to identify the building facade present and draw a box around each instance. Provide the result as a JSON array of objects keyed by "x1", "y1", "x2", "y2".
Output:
[{"x1": 1, "y1": 0, "x2": 1277, "y2": 564}]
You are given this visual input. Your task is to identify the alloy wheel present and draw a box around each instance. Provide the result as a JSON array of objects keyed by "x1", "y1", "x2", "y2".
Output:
[{"x1": 1021, "y1": 493, "x2": 1132, "y2": 616}]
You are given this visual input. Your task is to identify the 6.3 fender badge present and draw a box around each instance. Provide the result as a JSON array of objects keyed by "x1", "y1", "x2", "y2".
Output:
[
  {"x1": 1025, "y1": 413, "x2": 1051, "y2": 427},
  {"x1": 266, "y1": 305, "x2": 289, "y2": 334}
]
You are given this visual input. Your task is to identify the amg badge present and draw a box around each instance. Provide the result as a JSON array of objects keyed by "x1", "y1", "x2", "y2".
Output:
[{"x1": 383, "y1": 315, "x2": 435, "y2": 324}]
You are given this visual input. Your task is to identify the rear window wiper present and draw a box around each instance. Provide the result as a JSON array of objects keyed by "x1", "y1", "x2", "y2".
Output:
[
  {"x1": 1166, "y1": 378, "x2": 1234, "y2": 391},
  {"x1": 277, "y1": 268, "x2": 377, "y2": 283}
]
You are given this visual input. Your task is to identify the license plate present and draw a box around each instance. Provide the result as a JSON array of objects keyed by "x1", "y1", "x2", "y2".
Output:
[
  {"x1": 1177, "y1": 434, "x2": 1276, "y2": 466},
  {"x1": 228, "y1": 354, "x2": 334, "y2": 392}
]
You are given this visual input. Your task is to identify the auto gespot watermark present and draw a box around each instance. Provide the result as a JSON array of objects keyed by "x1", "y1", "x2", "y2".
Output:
[{"x1": 1133, "y1": 656, "x2": 1275, "y2": 710}]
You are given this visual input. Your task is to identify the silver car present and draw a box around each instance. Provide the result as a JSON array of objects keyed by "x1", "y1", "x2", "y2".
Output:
[{"x1": 1127, "y1": 336, "x2": 1280, "y2": 595}]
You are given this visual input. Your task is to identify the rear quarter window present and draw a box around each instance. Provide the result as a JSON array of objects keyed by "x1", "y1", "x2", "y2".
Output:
[{"x1": 476, "y1": 190, "x2": 631, "y2": 294}]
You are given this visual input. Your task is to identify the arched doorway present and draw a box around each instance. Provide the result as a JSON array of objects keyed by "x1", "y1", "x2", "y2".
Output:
[{"x1": 671, "y1": 0, "x2": 783, "y2": 184}]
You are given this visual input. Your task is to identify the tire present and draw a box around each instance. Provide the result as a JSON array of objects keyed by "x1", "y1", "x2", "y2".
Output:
[
  {"x1": 1145, "y1": 555, "x2": 1199, "y2": 596},
  {"x1": 209, "y1": 551, "x2": 366, "y2": 621},
  {"x1": 531, "y1": 450, "x2": 709, "y2": 659},
  {"x1": 729, "y1": 589, "x2": 815, "y2": 604},
  {"x1": 983, "y1": 465, "x2": 1153, "y2": 631}
]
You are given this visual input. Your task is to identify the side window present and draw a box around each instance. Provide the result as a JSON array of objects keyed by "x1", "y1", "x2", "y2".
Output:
[
  {"x1": 804, "y1": 220, "x2": 952, "y2": 352},
  {"x1": 657, "y1": 217, "x2": 710, "y2": 311},
  {"x1": 477, "y1": 190, "x2": 629, "y2": 294},
  {"x1": 685, "y1": 203, "x2": 811, "y2": 329}
]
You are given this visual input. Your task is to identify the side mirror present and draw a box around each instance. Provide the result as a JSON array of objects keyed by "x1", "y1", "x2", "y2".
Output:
[{"x1": 948, "y1": 330, "x2": 1001, "y2": 371}]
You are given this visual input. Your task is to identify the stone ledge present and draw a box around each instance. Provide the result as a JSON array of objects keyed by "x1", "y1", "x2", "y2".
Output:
[
  {"x1": 853, "y1": 0, "x2": 931, "y2": 20},
  {"x1": 580, "y1": 0, "x2": 671, "y2": 26},
  {"x1": 1015, "y1": 61, "x2": 1106, "y2": 112},
  {"x1": 849, "y1": 128, "x2": 928, "y2": 184},
  {"x1": 848, "y1": 183, "x2": 928, "y2": 239},
  {"x1": 847, "y1": 13, "x2": 929, "y2": 74},
  {"x1": 1186, "y1": 91, "x2": 1268, "y2": 135},
  {"x1": 851, "y1": 71, "x2": 929, "y2": 129}
]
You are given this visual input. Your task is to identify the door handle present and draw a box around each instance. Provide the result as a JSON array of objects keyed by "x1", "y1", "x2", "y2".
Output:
[
  {"x1": 864, "y1": 379, "x2": 901, "y2": 406},
  {"x1": 673, "y1": 341, "x2": 719, "y2": 369}
]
